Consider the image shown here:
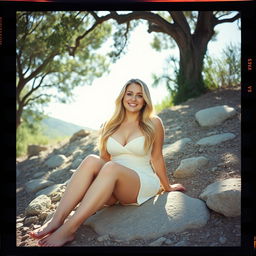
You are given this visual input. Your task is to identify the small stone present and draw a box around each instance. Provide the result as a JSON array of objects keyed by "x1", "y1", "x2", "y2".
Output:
[
  {"x1": 164, "y1": 239, "x2": 175, "y2": 245},
  {"x1": 198, "y1": 148, "x2": 204, "y2": 153},
  {"x1": 22, "y1": 227, "x2": 30, "y2": 232},
  {"x1": 51, "y1": 193, "x2": 62, "y2": 203},
  {"x1": 24, "y1": 216, "x2": 38, "y2": 226},
  {"x1": 32, "y1": 171, "x2": 45, "y2": 179},
  {"x1": 211, "y1": 167, "x2": 218, "y2": 172},
  {"x1": 97, "y1": 234, "x2": 110, "y2": 242},
  {"x1": 149, "y1": 237, "x2": 167, "y2": 246},
  {"x1": 219, "y1": 236, "x2": 227, "y2": 244},
  {"x1": 17, "y1": 217, "x2": 25, "y2": 223},
  {"x1": 21, "y1": 234, "x2": 29, "y2": 241},
  {"x1": 38, "y1": 212, "x2": 48, "y2": 221},
  {"x1": 16, "y1": 223, "x2": 23, "y2": 228},
  {"x1": 104, "y1": 240, "x2": 111, "y2": 246},
  {"x1": 18, "y1": 241, "x2": 26, "y2": 247},
  {"x1": 174, "y1": 240, "x2": 187, "y2": 246}
]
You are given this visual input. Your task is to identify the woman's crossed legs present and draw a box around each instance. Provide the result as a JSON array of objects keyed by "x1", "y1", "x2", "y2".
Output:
[{"x1": 29, "y1": 154, "x2": 140, "y2": 246}]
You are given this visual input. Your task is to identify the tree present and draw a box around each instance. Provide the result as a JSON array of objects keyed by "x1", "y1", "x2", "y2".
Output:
[
  {"x1": 16, "y1": 11, "x2": 114, "y2": 129},
  {"x1": 203, "y1": 42, "x2": 241, "y2": 89},
  {"x1": 91, "y1": 11, "x2": 240, "y2": 104}
]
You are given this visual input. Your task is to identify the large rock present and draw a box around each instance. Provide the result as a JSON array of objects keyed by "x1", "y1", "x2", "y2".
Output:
[
  {"x1": 174, "y1": 156, "x2": 209, "y2": 178},
  {"x1": 196, "y1": 133, "x2": 236, "y2": 146},
  {"x1": 25, "y1": 195, "x2": 51, "y2": 216},
  {"x1": 27, "y1": 144, "x2": 48, "y2": 157},
  {"x1": 25, "y1": 179, "x2": 55, "y2": 193},
  {"x1": 69, "y1": 129, "x2": 90, "y2": 143},
  {"x1": 84, "y1": 192, "x2": 209, "y2": 241},
  {"x1": 199, "y1": 178, "x2": 241, "y2": 217},
  {"x1": 163, "y1": 138, "x2": 192, "y2": 159},
  {"x1": 45, "y1": 154, "x2": 67, "y2": 168},
  {"x1": 195, "y1": 105, "x2": 236, "y2": 127},
  {"x1": 36, "y1": 184, "x2": 64, "y2": 197}
]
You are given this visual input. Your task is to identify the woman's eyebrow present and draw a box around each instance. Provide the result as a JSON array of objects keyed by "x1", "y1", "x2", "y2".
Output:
[{"x1": 127, "y1": 90, "x2": 143, "y2": 95}]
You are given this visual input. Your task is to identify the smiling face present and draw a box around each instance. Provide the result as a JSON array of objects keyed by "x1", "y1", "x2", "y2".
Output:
[{"x1": 122, "y1": 83, "x2": 145, "y2": 113}]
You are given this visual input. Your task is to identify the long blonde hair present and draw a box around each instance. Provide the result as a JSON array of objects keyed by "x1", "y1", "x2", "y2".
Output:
[{"x1": 98, "y1": 79, "x2": 156, "y2": 154}]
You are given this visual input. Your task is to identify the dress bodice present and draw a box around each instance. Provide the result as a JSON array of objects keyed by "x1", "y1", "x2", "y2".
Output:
[{"x1": 106, "y1": 136, "x2": 152, "y2": 172}]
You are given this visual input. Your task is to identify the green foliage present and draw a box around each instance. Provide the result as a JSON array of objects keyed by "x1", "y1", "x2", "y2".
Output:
[
  {"x1": 16, "y1": 11, "x2": 113, "y2": 130},
  {"x1": 16, "y1": 118, "x2": 69, "y2": 157},
  {"x1": 108, "y1": 19, "x2": 139, "y2": 62},
  {"x1": 203, "y1": 43, "x2": 241, "y2": 89},
  {"x1": 154, "y1": 94, "x2": 174, "y2": 113},
  {"x1": 16, "y1": 120, "x2": 48, "y2": 157}
]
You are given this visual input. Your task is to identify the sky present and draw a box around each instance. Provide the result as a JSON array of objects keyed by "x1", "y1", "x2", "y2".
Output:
[{"x1": 45, "y1": 13, "x2": 241, "y2": 130}]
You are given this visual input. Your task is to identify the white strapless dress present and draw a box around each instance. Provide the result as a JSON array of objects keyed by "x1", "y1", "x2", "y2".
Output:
[{"x1": 106, "y1": 136, "x2": 161, "y2": 205}]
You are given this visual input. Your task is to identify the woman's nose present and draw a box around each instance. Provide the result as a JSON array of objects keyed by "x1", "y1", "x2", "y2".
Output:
[{"x1": 131, "y1": 95, "x2": 136, "y2": 101}]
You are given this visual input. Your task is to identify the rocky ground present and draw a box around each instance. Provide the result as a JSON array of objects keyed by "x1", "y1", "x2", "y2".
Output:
[{"x1": 16, "y1": 85, "x2": 241, "y2": 247}]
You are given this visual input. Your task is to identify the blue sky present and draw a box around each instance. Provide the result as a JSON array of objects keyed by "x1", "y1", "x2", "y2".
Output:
[{"x1": 45, "y1": 13, "x2": 241, "y2": 130}]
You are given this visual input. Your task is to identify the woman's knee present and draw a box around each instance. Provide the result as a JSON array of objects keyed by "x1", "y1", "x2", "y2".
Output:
[
  {"x1": 78, "y1": 154, "x2": 104, "y2": 173},
  {"x1": 99, "y1": 161, "x2": 119, "y2": 177}
]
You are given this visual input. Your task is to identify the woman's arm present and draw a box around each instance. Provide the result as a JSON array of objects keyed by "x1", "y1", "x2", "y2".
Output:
[
  {"x1": 100, "y1": 145, "x2": 111, "y2": 162},
  {"x1": 151, "y1": 116, "x2": 171, "y2": 191},
  {"x1": 151, "y1": 116, "x2": 185, "y2": 192}
]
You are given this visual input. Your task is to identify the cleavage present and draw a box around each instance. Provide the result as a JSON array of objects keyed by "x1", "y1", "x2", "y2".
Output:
[{"x1": 111, "y1": 133, "x2": 143, "y2": 147}]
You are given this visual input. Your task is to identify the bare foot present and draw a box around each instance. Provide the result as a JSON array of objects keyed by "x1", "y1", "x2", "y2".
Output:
[
  {"x1": 38, "y1": 224, "x2": 75, "y2": 247},
  {"x1": 29, "y1": 218, "x2": 62, "y2": 239}
]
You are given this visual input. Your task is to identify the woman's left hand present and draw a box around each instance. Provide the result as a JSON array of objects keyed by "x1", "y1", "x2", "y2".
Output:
[{"x1": 165, "y1": 183, "x2": 186, "y2": 192}]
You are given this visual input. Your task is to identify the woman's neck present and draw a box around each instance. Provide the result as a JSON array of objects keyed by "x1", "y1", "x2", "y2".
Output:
[{"x1": 123, "y1": 111, "x2": 140, "y2": 124}]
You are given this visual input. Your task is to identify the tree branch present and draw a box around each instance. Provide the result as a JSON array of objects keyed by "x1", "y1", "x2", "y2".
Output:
[
  {"x1": 66, "y1": 12, "x2": 114, "y2": 56},
  {"x1": 194, "y1": 11, "x2": 214, "y2": 36},
  {"x1": 214, "y1": 12, "x2": 240, "y2": 26},
  {"x1": 169, "y1": 11, "x2": 191, "y2": 36},
  {"x1": 21, "y1": 74, "x2": 47, "y2": 106},
  {"x1": 16, "y1": 53, "x2": 24, "y2": 81},
  {"x1": 109, "y1": 11, "x2": 176, "y2": 35},
  {"x1": 22, "y1": 56, "x2": 33, "y2": 77},
  {"x1": 25, "y1": 93, "x2": 51, "y2": 106},
  {"x1": 23, "y1": 51, "x2": 58, "y2": 85}
]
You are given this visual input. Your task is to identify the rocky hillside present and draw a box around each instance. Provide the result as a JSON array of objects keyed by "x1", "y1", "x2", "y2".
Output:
[
  {"x1": 16, "y1": 86, "x2": 241, "y2": 247},
  {"x1": 41, "y1": 116, "x2": 93, "y2": 139}
]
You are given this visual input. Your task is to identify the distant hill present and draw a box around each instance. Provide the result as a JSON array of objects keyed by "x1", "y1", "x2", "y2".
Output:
[{"x1": 41, "y1": 117, "x2": 94, "y2": 139}]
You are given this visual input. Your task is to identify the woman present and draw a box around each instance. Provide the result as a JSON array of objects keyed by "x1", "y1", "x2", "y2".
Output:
[{"x1": 29, "y1": 78, "x2": 185, "y2": 246}]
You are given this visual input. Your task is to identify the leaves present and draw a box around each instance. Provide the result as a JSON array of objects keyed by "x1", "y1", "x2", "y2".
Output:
[
  {"x1": 203, "y1": 43, "x2": 241, "y2": 89},
  {"x1": 16, "y1": 11, "x2": 113, "y2": 130}
]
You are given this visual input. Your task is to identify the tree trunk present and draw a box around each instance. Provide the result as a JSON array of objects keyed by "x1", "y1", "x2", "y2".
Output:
[
  {"x1": 173, "y1": 15, "x2": 214, "y2": 105},
  {"x1": 16, "y1": 103, "x2": 24, "y2": 129},
  {"x1": 174, "y1": 42, "x2": 207, "y2": 104}
]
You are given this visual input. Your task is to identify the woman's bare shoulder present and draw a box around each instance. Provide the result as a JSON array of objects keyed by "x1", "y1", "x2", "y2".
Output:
[{"x1": 151, "y1": 115, "x2": 164, "y2": 127}]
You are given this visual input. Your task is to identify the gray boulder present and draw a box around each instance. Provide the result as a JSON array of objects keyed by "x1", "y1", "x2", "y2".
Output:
[
  {"x1": 199, "y1": 178, "x2": 241, "y2": 217},
  {"x1": 174, "y1": 156, "x2": 209, "y2": 178},
  {"x1": 25, "y1": 179, "x2": 54, "y2": 193},
  {"x1": 45, "y1": 154, "x2": 67, "y2": 168},
  {"x1": 27, "y1": 144, "x2": 48, "y2": 157},
  {"x1": 163, "y1": 138, "x2": 192, "y2": 159},
  {"x1": 195, "y1": 105, "x2": 236, "y2": 127},
  {"x1": 69, "y1": 129, "x2": 90, "y2": 143},
  {"x1": 84, "y1": 192, "x2": 209, "y2": 241},
  {"x1": 36, "y1": 184, "x2": 65, "y2": 197},
  {"x1": 25, "y1": 194, "x2": 51, "y2": 216},
  {"x1": 196, "y1": 133, "x2": 236, "y2": 146}
]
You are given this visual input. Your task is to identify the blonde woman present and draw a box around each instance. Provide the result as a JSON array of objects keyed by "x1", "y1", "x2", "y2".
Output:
[{"x1": 29, "y1": 78, "x2": 186, "y2": 247}]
